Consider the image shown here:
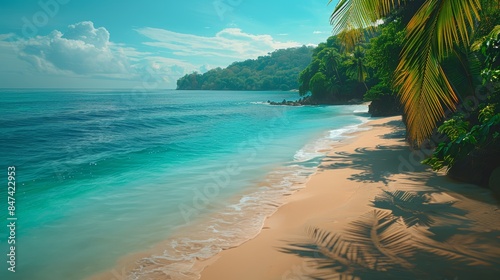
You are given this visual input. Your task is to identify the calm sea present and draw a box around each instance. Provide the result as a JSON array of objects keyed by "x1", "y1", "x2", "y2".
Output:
[{"x1": 0, "y1": 89, "x2": 369, "y2": 279}]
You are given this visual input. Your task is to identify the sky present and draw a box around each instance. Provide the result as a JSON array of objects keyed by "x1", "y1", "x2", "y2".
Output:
[{"x1": 0, "y1": 0, "x2": 339, "y2": 89}]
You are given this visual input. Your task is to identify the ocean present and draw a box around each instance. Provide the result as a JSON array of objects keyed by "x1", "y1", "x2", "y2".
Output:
[{"x1": 0, "y1": 89, "x2": 369, "y2": 280}]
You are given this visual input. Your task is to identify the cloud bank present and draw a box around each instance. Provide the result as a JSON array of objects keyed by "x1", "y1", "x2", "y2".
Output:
[
  {"x1": 136, "y1": 27, "x2": 302, "y2": 60},
  {"x1": 17, "y1": 22, "x2": 131, "y2": 76},
  {"x1": 2, "y1": 21, "x2": 308, "y2": 88}
]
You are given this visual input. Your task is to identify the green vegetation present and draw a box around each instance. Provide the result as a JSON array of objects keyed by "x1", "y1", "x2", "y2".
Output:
[
  {"x1": 331, "y1": 0, "x2": 500, "y2": 184},
  {"x1": 329, "y1": 0, "x2": 500, "y2": 185},
  {"x1": 364, "y1": 20, "x2": 404, "y2": 102},
  {"x1": 176, "y1": 22, "x2": 407, "y2": 107},
  {"x1": 422, "y1": 31, "x2": 500, "y2": 176},
  {"x1": 297, "y1": 36, "x2": 371, "y2": 103},
  {"x1": 330, "y1": 0, "x2": 498, "y2": 144},
  {"x1": 296, "y1": 21, "x2": 406, "y2": 108},
  {"x1": 176, "y1": 46, "x2": 313, "y2": 91}
]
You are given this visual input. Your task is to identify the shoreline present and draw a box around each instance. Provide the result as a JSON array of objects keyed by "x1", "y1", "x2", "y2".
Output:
[
  {"x1": 87, "y1": 109, "x2": 371, "y2": 280},
  {"x1": 199, "y1": 116, "x2": 500, "y2": 280}
]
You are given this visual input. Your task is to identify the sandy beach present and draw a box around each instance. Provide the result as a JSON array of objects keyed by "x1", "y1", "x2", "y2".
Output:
[{"x1": 200, "y1": 116, "x2": 500, "y2": 280}]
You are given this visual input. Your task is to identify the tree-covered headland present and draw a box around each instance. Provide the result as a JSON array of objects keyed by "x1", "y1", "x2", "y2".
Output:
[{"x1": 176, "y1": 46, "x2": 314, "y2": 91}]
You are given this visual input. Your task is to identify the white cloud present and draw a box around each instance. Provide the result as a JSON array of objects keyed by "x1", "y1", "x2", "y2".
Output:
[
  {"x1": 2, "y1": 21, "x2": 206, "y2": 88},
  {"x1": 63, "y1": 21, "x2": 110, "y2": 49},
  {"x1": 133, "y1": 56, "x2": 199, "y2": 83},
  {"x1": 15, "y1": 21, "x2": 131, "y2": 77},
  {"x1": 199, "y1": 64, "x2": 212, "y2": 73},
  {"x1": 313, "y1": 31, "x2": 325, "y2": 34},
  {"x1": 136, "y1": 27, "x2": 302, "y2": 61},
  {"x1": 0, "y1": 33, "x2": 15, "y2": 41}
]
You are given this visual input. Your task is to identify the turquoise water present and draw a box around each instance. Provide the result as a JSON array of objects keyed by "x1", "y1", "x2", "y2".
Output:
[{"x1": 0, "y1": 90, "x2": 368, "y2": 280}]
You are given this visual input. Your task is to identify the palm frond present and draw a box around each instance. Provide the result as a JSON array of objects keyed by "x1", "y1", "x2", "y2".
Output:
[
  {"x1": 443, "y1": 48, "x2": 482, "y2": 99},
  {"x1": 330, "y1": 0, "x2": 401, "y2": 31},
  {"x1": 396, "y1": 54, "x2": 457, "y2": 143},
  {"x1": 395, "y1": 0, "x2": 482, "y2": 144},
  {"x1": 434, "y1": 0, "x2": 481, "y2": 58},
  {"x1": 329, "y1": 0, "x2": 400, "y2": 45},
  {"x1": 331, "y1": 0, "x2": 482, "y2": 144},
  {"x1": 337, "y1": 27, "x2": 364, "y2": 51}
]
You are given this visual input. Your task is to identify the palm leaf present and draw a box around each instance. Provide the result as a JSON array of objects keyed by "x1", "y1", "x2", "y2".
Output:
[
  {"x1": 329, "y1": 0, "x2": 401, "y2": 52},
  {"x1": 442, "y1": 48, "x2": 482, "y2": 100},
  {"x1": 337, "y1": 27, "x2": 365, "y2": 51},
  {"x1": 330, "y1": 0, "x2": 483, "y2": 144},
  {"x1": 395, "y1": 0, "x2": 481, "y2": 144},
  {"x1": 329, "y1": 0, "x2": 400, "y2": 34},
  {"x1": 433, "y1": 0, "x2": 481, "y2": 58}
]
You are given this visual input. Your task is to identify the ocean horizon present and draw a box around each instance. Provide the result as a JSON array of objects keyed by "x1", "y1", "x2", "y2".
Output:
[{"x1": 0, "y1": 89, "x2": 369, "y2": 280}]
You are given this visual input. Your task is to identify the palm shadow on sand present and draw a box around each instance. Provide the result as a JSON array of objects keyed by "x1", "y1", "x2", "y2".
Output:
[
  {"x1": 322, "y1": 146, "x2": 408, "y2": 185},
  {"x1": 280, "y1": 208, "x2": 500, "y2": 280},
  {"x1": 320, "y1": 120, "x2": 427, "y2": 185},
  {"x1": 280, "y1": 121, "x2": 500, "y2": 279}
]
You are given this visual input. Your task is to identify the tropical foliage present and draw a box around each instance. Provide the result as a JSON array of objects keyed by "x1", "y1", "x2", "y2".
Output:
[
  {"x1": 176, "y1": 46, "x2": 313, "y2": 91},
  {"x1": 298, "y1": 36, "x2": 374, "y2": 103},
  {"x1": 329, "y1": 0, "x2": 495, "y2": 145},
  {"x1": 298, "y1": 16, "x2": 420, "y2": 109},
  {"x1": 423, "y1": 31, "x2": 500, "y2": 171},
  {"x1": 364, "y1": 20, "x2": 405, "y2": 101}
]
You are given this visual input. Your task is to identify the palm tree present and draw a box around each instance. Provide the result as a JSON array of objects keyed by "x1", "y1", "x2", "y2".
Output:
[
  {"x1": 329, "y1": 0, "x2": 483, "y2": 144},
  {"x1": 322, "y1": 48, "x2": 344, "y2": 85},
  {"x1": 350, "y1": 46, "x2": 369, "y2": 90}
]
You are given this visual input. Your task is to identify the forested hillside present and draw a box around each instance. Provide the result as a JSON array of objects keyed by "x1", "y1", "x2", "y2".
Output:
[
  {"x1": 295, "y1": 24, "x2": 405, "y2": 107},
  {"x1": 176, "y1": 46, "x2": 313, "y2": 91}
]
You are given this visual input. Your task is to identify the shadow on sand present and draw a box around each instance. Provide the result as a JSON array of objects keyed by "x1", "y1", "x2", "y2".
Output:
[{"x1": 279, "y1": 120, "x2": 500, "y2": 279}]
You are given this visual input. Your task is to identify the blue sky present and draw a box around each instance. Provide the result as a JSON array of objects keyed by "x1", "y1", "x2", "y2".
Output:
[{"x1": 0, "y1": 0, "x2": 339, "y2": 89}]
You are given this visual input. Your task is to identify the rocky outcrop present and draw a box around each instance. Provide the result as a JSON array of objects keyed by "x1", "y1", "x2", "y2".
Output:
[
  {"x1": 368, "y1": 95, "x2": 403, "y2": 117},
  {"x1": 267, "y1": 96, "x2": 364, "y2": 106},
  {"x1": 489, "y1": 166, "x2": 500, "y2": 195},
  {"x1": 448, "y1": 149, "x2": 500, "y2": 188},
  {"x1": 268, "y1": 99, "x2": 303, "y2": 106}
]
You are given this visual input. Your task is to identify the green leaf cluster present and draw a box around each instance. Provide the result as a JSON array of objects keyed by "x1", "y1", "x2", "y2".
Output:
[
  {"x1": 297, "y1": 20, "x2": 407, "y2": 104},
  {"x1": 481, "y1": 31, "x2": 500, "y2": 83},
  {"x1": 423, "y1": 31, "x2": 500, "y2": 171},
  {"x1": 364, "y1": 20, "x2": 405, "y2": 100},
  {"x1": 298, "y1": 36, "x2": 375, "y2": 103}
]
